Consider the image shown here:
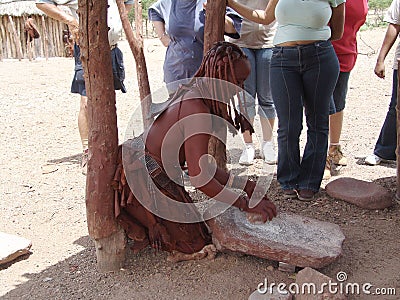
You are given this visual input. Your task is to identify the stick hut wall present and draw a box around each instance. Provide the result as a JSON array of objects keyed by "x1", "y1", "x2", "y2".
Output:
[{"x1": 0, "y1": 0, "x2": 70, "y2": 59}]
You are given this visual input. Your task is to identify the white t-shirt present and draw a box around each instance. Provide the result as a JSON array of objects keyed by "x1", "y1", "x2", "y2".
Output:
[
  {"x1": 384, "y1": 0, "x2": 400, "y2": 70},
  {"x1": 107, "y1": 0, "x2": 123, "y2": 46},
  {"x1": 273, "y1": 0, "x2": 346, "y2": 45},
  {"x1": 227, "y1": 0, "x2": 276, "y2": 49}
]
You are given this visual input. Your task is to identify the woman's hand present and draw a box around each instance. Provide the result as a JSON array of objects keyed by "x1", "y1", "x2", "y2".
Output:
[
  {"x1": 247, "y1": 196, "x2": 277, "y2": 222},
  {"x1": 68, "y1": 18, "x2": 79, "y2": 43},
  {"x1": 159, "y1": 33, "x2": 170, "y2": 47},
  {"x1": 236, "y1": 194, "x2": 277, "y2": 223}
]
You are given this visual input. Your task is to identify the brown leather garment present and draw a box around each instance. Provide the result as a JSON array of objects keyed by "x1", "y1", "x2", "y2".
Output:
[{"x1": 112, "y1": 140, "x2": 211, "y2": 255}]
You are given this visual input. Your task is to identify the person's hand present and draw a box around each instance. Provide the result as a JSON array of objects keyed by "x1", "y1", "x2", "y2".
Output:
[
  {"x1": 237, "y1": 194, "x2": 277, "y2": 222},
  {"x1": 374, "y1": 61, "x2": 385, "y2": 79},
  {"x1": 66, "y1": 17, "x2": 79, "y2": 44},
  {"x1": 247, "y1": 195, "x2": 277, "y2": 222},
  {"x1": 159, "y1": 33, "x2": 170, "y2": 47}
]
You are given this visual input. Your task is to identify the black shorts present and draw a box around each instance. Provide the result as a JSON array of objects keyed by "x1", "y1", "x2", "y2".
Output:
[
  {"x1": 71, "y1": 68, "x2": 86, "y2": 96},
  {"x1": 70, "y1": 44, "x2": 86, "y2": 96}
]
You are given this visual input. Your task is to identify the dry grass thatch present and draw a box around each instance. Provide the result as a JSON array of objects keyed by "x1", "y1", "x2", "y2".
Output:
[
  {"x1": 0, "y1": 0, "x2": 45, "y2": 17},
  {"x1": 0, "y1": 0, "x2": 70, "y2": 17}
]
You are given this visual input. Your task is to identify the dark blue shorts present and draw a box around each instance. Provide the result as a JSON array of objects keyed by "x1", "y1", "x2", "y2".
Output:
[
  {"x1": 70, "y1": 44, "x2": 86, "y2": 96},
  {"x1": 329, "y1": 71, "x2": 350, "y2": 114},
  {"x1": 71, "y1": 69, "x2": 86, "y2": 96}
]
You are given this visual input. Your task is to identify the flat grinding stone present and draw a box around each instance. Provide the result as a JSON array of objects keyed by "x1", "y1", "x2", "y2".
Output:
[{"x1": 207, "y1": 208, "x2": 345, "y2": 269}]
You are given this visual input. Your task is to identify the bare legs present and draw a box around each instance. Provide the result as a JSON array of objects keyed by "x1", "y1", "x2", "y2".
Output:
[
  {"x1": 78, "y1": 95, "x2": 88, "y2": 174},
  {"x1": 78, "y1": 95, "x2": 88, "y2": 150},
  {"x1": 260, "y1": 117, "x2": 275, "y2": 142},
  {"x1": 239, "y1": 117, "x2": 276, "y2": 165},
  {"x1": 242, "y1": 117, "x2": 275, "y2": 143},
  {"x1": 324, "y1": 110, "x2": 347, "y2": 179},
  {"x1": 329, "y1": 110, "x2": 343, "y2": 145}
]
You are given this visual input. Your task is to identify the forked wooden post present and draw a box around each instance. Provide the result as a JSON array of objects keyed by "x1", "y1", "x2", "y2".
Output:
[
  {"x1": 117, "y1": 0, "x2": 152, "y2": 129},
  {"x1": 203, "y1": 0, "x2": 228, "y2": 170},
  {"x1": 80, "y1": 0, "x2": 126, "y2": 272}
]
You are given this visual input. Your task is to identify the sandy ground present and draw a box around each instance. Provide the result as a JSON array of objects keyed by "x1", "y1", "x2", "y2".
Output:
[{"x1": 0, "y1": 28, "x2": 399, "y2": 300}]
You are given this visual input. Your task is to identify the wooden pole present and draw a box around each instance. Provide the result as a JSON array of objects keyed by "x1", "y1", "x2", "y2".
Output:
[
  {"x1": 203, "y1": 0, "x2": 225, "y2": 52},
  {"x1": 117, "y1": 0, "x2": 152, "y2": 129},
  {"x1": 24, "y1": 16, "x2": 32, "y2": 62},
  {"x1": 0, "y1": 21, "x2": 3, "y2": 61},
  {"x1": 80, "y1": 0, "x2": 126, "y2": 272},
  {"x1": 0, "y1": 18, "x2": 6, "y2": 59},
  {"x1": 203, "y1": 0, "x2": 228, "y2": 170},
  {"x1": 134, "y1": 0, "x2": 142, "y2": 39},
  {"x1": 8, "y1": 16, "x2": 23, "y2": 60},
  {"x1": 396, "y1": 59, "x2": 400, "y2": 200},
  {"x1": 4, "y1": 16, "x2": 12, "y2": 58},
  {"x1": 58, "y1": 21, "x2": 64, "y2": 56},
  {"x1": 48, "y1": 19, "x2": 54, "y2": 56},
  {"x1": 41, "y1": 16, "x2": 49, "y2": 59}
]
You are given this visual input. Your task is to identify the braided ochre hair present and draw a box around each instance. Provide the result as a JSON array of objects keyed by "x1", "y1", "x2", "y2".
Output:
[{"x1": 191, "y1": 41, "x2": 254, "y2": 134}]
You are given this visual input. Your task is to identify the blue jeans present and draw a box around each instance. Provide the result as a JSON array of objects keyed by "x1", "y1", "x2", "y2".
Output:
[
  {"x1": 374, "y1": 70, "x2": 398, "y2": 160},
  {"x1": 240, "y1": 47, "x2": 276, "y2": 119},
  {"x1": 271, "y1": 41, "x2": 339, "y2": 192}
]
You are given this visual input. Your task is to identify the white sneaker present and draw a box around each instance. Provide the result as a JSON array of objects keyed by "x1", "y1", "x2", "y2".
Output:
[
  {"x1": 239, "y1": 144, "x2": 255, "y2": 165},
  {"x1": 261, "y1": 141, "x2": 277, "y2": 164},
  {"x1": 365, "y1": 154, "x2": 381, "y2": 166}
]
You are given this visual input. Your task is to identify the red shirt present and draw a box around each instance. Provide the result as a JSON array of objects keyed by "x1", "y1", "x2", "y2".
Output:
[{"x1": 332, "y1": 0, "x2": 369, "y2": 72}]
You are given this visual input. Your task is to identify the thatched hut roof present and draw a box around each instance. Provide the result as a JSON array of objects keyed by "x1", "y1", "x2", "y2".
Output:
[
  {"x1": 0, "y1": 0, "x2": 70, "y2": 17},
  {"x1": 0, "y1": 0, "x2": 44, "y2": 16}
]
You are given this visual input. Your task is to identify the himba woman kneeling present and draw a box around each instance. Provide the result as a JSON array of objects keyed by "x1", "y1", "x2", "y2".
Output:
[{"x1": 113, "y1": 41, "x2": 277, "y2": 262}]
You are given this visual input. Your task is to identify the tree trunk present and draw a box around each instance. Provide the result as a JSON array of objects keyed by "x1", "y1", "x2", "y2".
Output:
[
  {"x1": 203, "y1": 0, "x2": 225, "y2": 53},
  {"x1": 203, "y1": 0, "x2": 227, "y2": 171},
  {"x1": 117, "y1": 0, "x2": 152, "y2": 129},
  {"x1": 79, "y1": 0, "x2": 126, "y2": 272},
  {"x1": 134, "y1": 0, "x2": 143, "y2": 40}
]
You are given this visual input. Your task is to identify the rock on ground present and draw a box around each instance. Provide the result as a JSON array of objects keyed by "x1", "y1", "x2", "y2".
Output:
[
  {"x1": 0, "y1": 232, "x2": 31, "y2": 265},
  {"x1": 326, "y1": 177, "x2": 393, "y2": 209},
  {"x1": 208, "y1": 208, "x2": 345, "y2": 269}
]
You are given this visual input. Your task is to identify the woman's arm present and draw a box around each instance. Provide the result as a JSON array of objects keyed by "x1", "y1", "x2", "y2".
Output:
[
  {"x1": 224, "y1": 15, "x2": 237, "y2": 34},
  {"x1": 179, "y1": 100, "x2": 276, "y2": 221},
  {"x1": 36, "y1": 3, "x2": 78, "y2": 31},
  {"x1": 374, "y1": 23, "x2": 400, "y2": 78},
  {"x1": 329, "y1": 3, "x2": 345, "y2": 41},
  {"x1": 152, "y1": 20, "x2": 170, "y2": 47},
  {"x1": 227, "y1": 0, "x2": 277, "y2": 25},
  {"x1": 184, "y1": 133, "x2": 276, "y2": 221}
]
